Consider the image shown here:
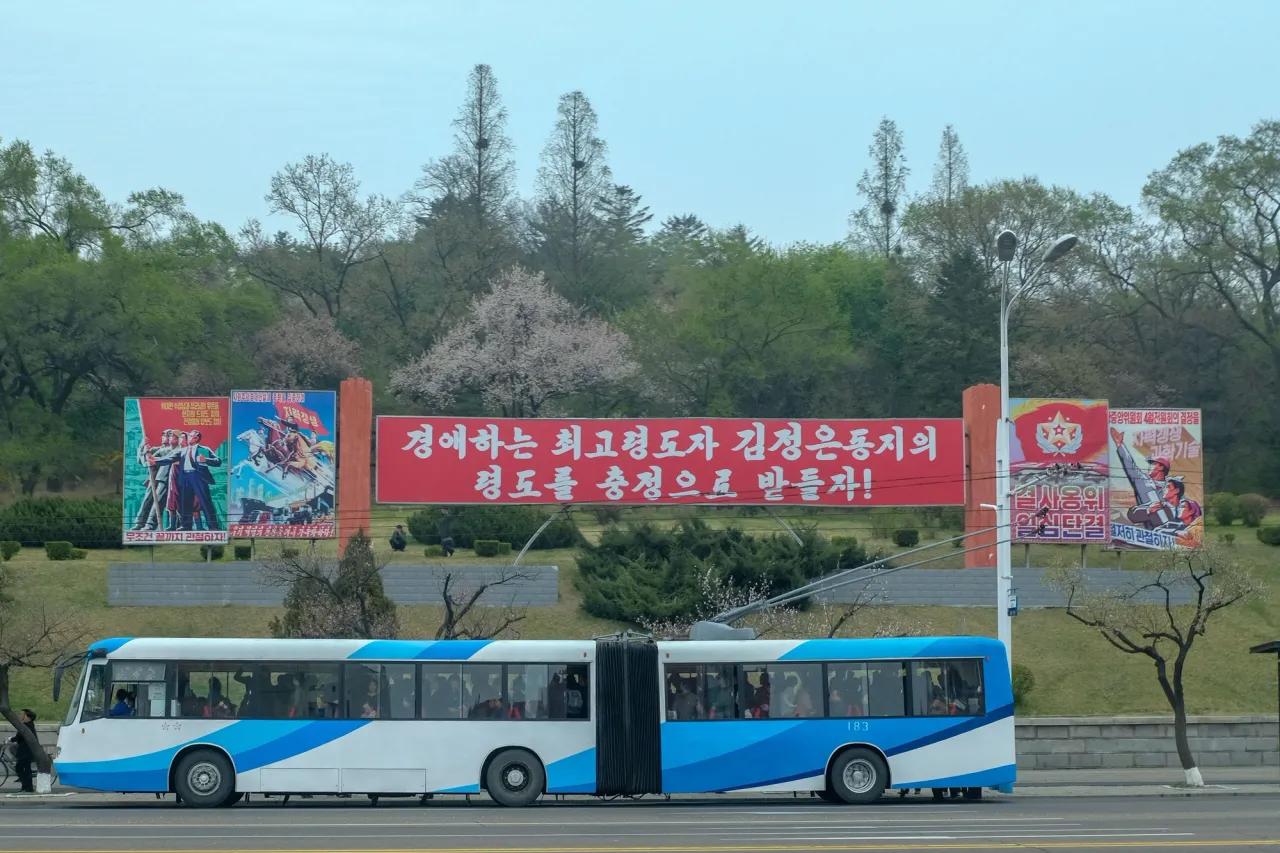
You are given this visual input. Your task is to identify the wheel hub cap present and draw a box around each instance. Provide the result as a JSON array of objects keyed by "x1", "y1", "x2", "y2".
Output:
[
  {"x1": 189, "y1": 762, "x2": 221, "y2": 795},
  {"x1": 504, "y1": 766, "x2": 527, "y2": 790},
  {"x1": 842, "y1": 759, "x2": 875, "y2": 794}
]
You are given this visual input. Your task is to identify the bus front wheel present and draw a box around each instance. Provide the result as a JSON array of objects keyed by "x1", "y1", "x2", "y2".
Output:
[
  {"x1": 828, "y1": 748, "x2": 888, "y2": 805},
  {"x1": 174, "y1": 749, "x2": 235, "y2": 808},
  {"x1": 485, "y1": 749, "x2": 544, "y2": 808}
]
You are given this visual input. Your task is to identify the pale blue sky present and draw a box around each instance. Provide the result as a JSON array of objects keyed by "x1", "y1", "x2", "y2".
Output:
[{"x1": 1, "y1": 1, "x2": 1272, "y2": 245}]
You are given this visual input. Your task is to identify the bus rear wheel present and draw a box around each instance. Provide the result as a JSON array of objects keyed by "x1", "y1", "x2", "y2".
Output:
[
  {"x1": 485, "y1": 749, "x2": 544, "y2": 808},
  {"x1": 174, "y1": 749, "x2": 235, "y2": 808},
  {"x1": 828, "y1": 748, "x2": 887, "y2": 805}
]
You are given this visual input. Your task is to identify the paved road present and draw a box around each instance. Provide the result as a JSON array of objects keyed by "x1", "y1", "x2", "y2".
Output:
[{"x1": 1, "y1": 794, "x2": 1278, "y2": 852}]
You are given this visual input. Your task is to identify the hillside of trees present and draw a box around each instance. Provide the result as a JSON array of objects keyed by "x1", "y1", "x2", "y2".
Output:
[{"x1": 2, "y1": 64, "x2": 1277, "y2": 498}]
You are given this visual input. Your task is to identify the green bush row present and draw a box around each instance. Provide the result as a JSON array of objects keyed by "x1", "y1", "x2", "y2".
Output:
[
  {"x1": 44, "y1": 541, "x2": 87, "y2": 560},
  {"x1": 0, "y1": 540, "x2": 19, "y2": 561},
  {"x1": 405, "y1": 506, "x2": 580, "y2": 550},
  {"x1": 1257, "y1": 526, "x2": 1280, "y2": 546},
  {"x1": 576, "y1": 519, "x2": 871, "y2": 624},
  {"x1": 0, "y1": 497, "x2": 122, "y2": 548},
  {"x1": 473, "y1": 539, "x2": 513, "y2": 558},
  {"x1": 1210, "y1": 492, "x2": 1271, "y2": 527}
]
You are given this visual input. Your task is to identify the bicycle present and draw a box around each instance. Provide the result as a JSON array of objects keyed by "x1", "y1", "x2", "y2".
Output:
[{"x1": 0, "y1": 743, "x2": 12, "y2": 789}]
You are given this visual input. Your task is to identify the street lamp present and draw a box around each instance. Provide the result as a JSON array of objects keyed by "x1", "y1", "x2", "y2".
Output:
[{"x1": 994, "y1": 231, "x2": 1078, "y2": 663}]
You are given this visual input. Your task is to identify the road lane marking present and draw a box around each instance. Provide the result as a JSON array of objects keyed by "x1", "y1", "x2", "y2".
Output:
[{"x1": 2, "y1": 840, "x2": 1279, "y2": 852}]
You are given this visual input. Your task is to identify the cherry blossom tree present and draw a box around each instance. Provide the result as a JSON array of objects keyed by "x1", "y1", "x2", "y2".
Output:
[
  {"x1": 253, "y1": 314, "x2": 361, "y2": 388},
  {"x1": 390, "y1": 267, "x2": 637, "y2": 416}
]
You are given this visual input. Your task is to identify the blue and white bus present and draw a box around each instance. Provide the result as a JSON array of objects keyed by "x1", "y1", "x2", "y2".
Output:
[{"x1": 55, "y1": 635, "x2": 1014, "y2": 807}]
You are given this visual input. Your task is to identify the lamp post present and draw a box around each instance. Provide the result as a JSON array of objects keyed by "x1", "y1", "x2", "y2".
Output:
[{"x1": 994, "y1": 231, "x2": 1079, "y2": 661}]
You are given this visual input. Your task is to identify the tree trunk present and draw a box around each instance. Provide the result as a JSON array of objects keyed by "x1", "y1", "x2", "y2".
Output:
[
  {"x1": 0, "y1": 664, "x2": 54, "y2": 777},
  {"x1": 1157, "y1": 662, "x2": 1202, "y2": 786}
]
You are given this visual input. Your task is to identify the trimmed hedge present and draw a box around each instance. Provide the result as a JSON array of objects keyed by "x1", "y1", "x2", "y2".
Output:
[
  {"x1": 70, "y1": 548, "x2": 87, "y2": 560},
  {"x1": 423, "y1": 545, "x2": 445, "y2": 557},
  {"x1": 0, "y1": 540, "x2": 19, "y2": 561},
  {"x1": 233, "y1": 545, "x2": 253, "y2": 561},
  {"x1": 473, "y1": 539, "x2": 513, "y2": 558},
  {"x1": 0, "y1": 497, "x2": 122, "y2": 548},
  {"x1": 1257, "y1": 526, "x2": 1280, "y2": 546},
  {"x1": 1210, "y1": 492, "x2": 1241, "y2": 527},
  {"x1": 892, "y1": 529, "x2": 920, "y2": 547},
  {"x1": 200, "y1": 545, "x2": 225, "y2": 561},
  {"x1": 1239, "y1": 493, "x2": 1270, "y2": 527},
  {"x1": 45, "y1": 541, "x2": 75, "y2": 560},
  {"x1": 405, "y1": 506, "x2": 580, "y2": 551}
]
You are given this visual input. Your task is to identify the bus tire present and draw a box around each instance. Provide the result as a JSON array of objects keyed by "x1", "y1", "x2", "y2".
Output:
[
  {"x1": 219, "y1": 792, "x2": 244, "y2": 807},
  {"x1": 173, "y1": 749, "x2": 235, "y2": 808},
  {"x1": 816, "y1": 787, "x2": 841, "y2": 803},
  {"x1": 484, "y1": 749, "x2": 544, "y2": 807},
  {"x1": 828, "y1": 748, "x2": 887, "y2": 805}
]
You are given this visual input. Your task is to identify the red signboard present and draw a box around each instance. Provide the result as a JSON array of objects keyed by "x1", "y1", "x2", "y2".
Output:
[{"x1": 376, "y1": 417, "x2": 964, "y2": 506}]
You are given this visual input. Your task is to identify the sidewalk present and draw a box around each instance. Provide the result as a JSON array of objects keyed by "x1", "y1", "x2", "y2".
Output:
[{"x1": 3, "y1": 768, "x2": 1277, "y2": 804}]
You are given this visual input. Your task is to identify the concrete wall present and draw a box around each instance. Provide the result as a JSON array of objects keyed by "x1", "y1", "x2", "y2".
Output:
[
  {"x1": 1016, "y1": 715, "x2": 1279, "y2": 770},
  {"x1": 815, "y1": 567, "x2": 1196, "y2": 607},
  {"x1": 107, "y1": 563, "x2": 558, "y2": 608}
]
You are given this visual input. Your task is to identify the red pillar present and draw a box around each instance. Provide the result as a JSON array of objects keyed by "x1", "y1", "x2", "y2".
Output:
[
  {"x1": 337, "y1": 377, "x2": 373, "y2": 553},
  {"x1": 963, "y1": 384, "x2": 999, "y2": 568}
]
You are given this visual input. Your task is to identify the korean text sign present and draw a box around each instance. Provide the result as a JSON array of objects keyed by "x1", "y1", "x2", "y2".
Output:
[
  {"x1": 229, "y1": 390, "x2": 337, "y2": 539},
  {"x1": 1108, "y1": 408, "x2": 1204, "y2": 550},
  {"x1": 123, "y1": 397, "x2": 230, "y2": 544},
  {"x1": 1009, "y1": 398, "x2": 1111, "y2": 544},
  {"x1": 376, "y1": 417, "x2": 965, "y2": 506}
]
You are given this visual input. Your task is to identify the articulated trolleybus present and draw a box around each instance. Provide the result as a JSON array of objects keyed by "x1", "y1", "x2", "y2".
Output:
[{"x1": 55, "y1": 635, "x2": 1014, "y2": 807}]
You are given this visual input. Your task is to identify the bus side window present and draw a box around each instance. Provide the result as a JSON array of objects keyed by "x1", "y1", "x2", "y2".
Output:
[
  {"x1": 664, "y1": 666, "x2": 704, "y2": 720},
  {"x1": 421, "y1": 664, "x2": 463, "y2": 719},
  {"x1": 865, "y1": 661, "x2": 908, "y2": 717},
  {"x1": 826, "y1": 663, "x2": 869, "y2": 717}
]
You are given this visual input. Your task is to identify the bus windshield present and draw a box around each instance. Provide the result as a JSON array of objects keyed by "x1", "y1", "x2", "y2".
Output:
[{"x1": 62, "y1": 661, "x2": 88, "y2": 727}]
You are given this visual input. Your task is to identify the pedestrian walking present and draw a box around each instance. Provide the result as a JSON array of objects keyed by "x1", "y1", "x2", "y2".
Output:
[{"x1": 7, "y1": 709, "x2": 37, "y2": 793}]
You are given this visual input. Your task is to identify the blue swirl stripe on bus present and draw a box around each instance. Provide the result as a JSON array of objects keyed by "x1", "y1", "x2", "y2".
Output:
[
  {"x1": 88, "y1": 637, "x2": 133, "y2": 655},
  {"x1": 56, "y1": 720, "x2": 369, "y2": 792},
  {"x1": 347, "y1": 639, "x2": 491, "y2": 660},
  {"x1": 544, "y1": 746, "x2": 597, "y2": 793},
  {"x1": 660, "y1": 714, "x2": 1012, "y2": 793}
]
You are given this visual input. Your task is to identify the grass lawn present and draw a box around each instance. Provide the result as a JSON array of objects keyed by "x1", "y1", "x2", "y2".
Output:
[{"x1": 4, "y1": 511, "x2": 1278, "y2": 722}]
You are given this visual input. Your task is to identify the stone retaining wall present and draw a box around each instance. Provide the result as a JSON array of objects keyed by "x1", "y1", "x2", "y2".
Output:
[
  {"x1": 1015, "y1": 714, "x2": 1279, "y2": 770},
  {"x1": 107, "y1": 563, "x2": 558, "y2": 607},
  {"x1": 815, "y1": 567, "x2": 1196, "y2": 607}
]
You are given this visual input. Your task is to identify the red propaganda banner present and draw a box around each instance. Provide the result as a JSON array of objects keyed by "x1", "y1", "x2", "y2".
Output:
[
  {"x1": 1008, "y1": 398, "x2": 1110, "y2": 544},
  {"x1": 376, "y1": 417, "x2": 965, "y2": 506}
]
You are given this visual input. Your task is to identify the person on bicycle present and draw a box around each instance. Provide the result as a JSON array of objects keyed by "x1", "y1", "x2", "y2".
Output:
[{"x1": 7, "y1": 709, "x2": 37, "y2": 793}]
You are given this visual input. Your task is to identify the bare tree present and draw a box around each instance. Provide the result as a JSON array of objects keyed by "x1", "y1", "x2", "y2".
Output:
[
  {"x1": 264, "y1": 534, "x2": 399, "y2": 639},
  {"x1": 413, "y1": 64, "x2": 517, "y2": 235},
  {"x1": 434, "y1": 569, "x2": 528, "y2": 640},
  {"x1": 929, "y1": 125, "x2": 969, "y2": 207},
  {"x1": 0, "y1": 565, "x2": 85, "y2": 791},
  {"x1": 241, "y1": 154, "x2": 398, "y2": 319},
  {"x1": 406, "y1": 64, "x2": 519, "y2": 297},
  {"x1": 1049, "y1": 546, "x2": 1262, "y2": 786},
  {"x1": 850, "y1": 118, "x2": 909, "y2": 258},
  {"x1": 821, "y1": 577, "x2": 929, "y2": 638},
  {"x1": 532, "y1": 91, "x2": 612, "y2": 302},
  {"x1": 390, "y1": 266, "x2": 637, "y2": 416}
]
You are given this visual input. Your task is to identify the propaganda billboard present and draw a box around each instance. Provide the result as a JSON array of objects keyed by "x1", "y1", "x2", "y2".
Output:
[
  {"x1": 376, "y1": 417, "x2": 965, "y2": 506},
  {"x1": 1008, "y1": 399, "x2": 1111, "y2": 543},
  {"x1": 229, "y1": 390, "x2": 337, "y2": 539},
  {"x1": 1108, "y1": 408, "x2": 1204, "y2": 550},
  {"x1": 123, "y1": 397, "x2": 230, "y2": 544}
]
